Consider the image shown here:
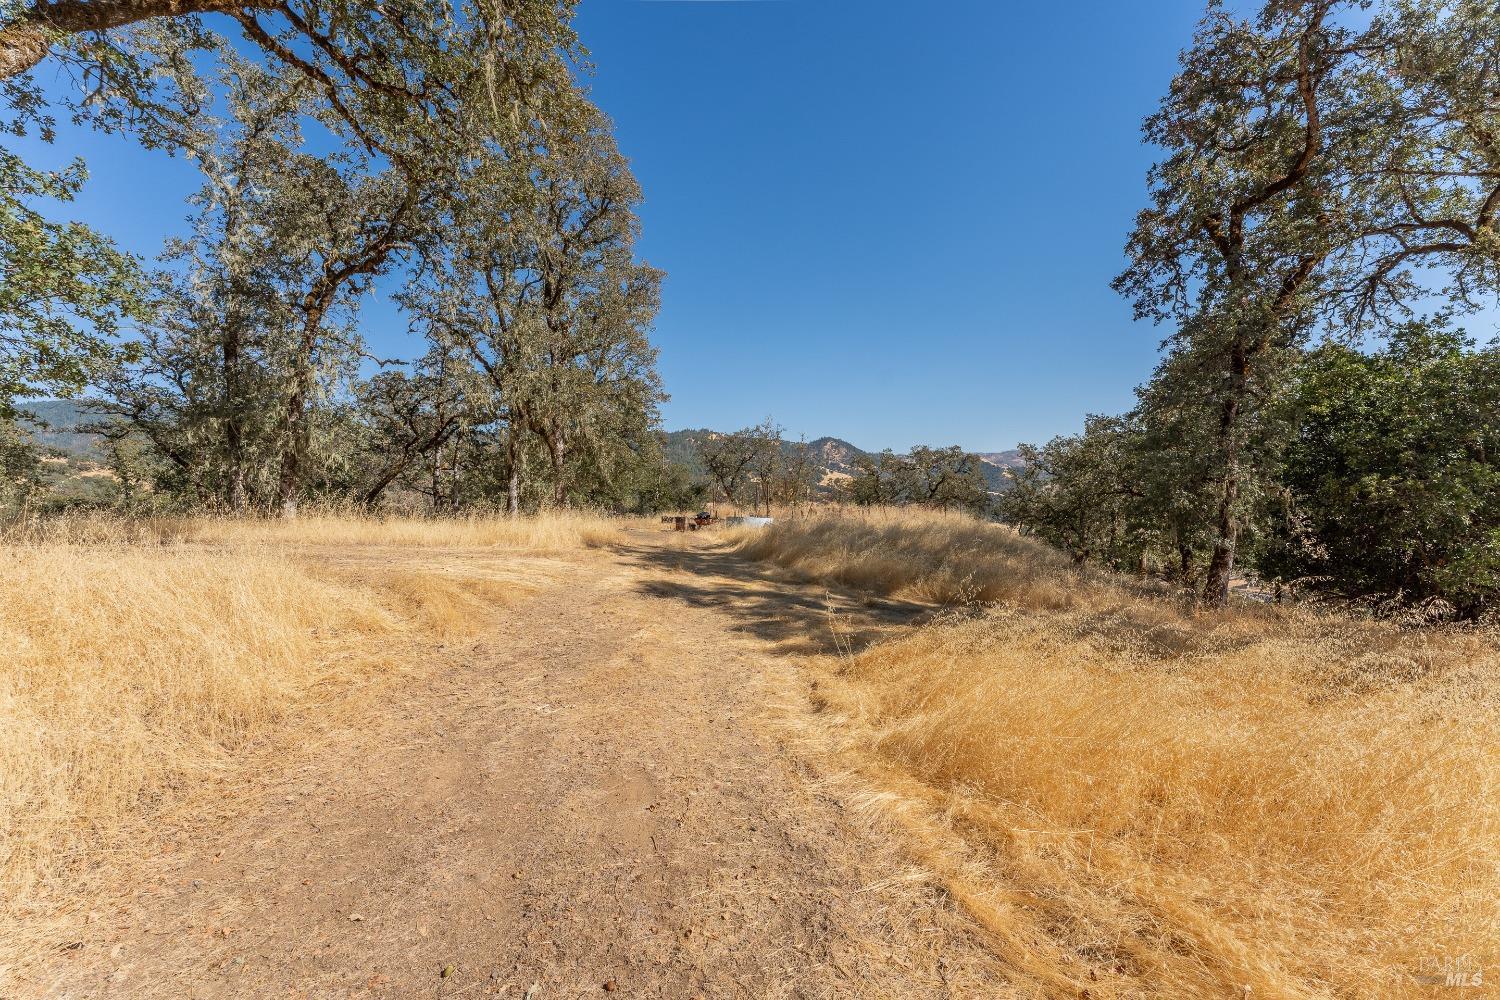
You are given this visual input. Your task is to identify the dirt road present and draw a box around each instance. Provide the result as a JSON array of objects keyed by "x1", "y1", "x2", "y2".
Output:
[{"x1": 27, "y1": 529, "x2": 1006, "y2": 999}]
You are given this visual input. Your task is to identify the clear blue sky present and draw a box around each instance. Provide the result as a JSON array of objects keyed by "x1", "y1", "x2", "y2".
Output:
[
  {"x1": 21, "y1": 1, "x2": 1247, "y2": 451},
  {"x1": 579, "y1": 0, "x2": 1202, "y2": 451}
]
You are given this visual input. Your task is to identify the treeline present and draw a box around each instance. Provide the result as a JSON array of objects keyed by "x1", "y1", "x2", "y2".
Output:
[
  {"x1": 1004, "y1": 0, "x2": 1500, "y2": 618},
  {"x1": 1005, "y1": 323, "x2": 1500, "y2": 614},
  {"x1": 694, "y1": 420, "x2": 816, "y2": 516},
  {"x1": 690, "y1": 420, "x2": 993, "y2": 516},
  {"x1": 0, "y1": 1, "x2": 695, "y2": 517},
  {"x1": 847, "y1": 445, "x2": 990, "y2": 514}
]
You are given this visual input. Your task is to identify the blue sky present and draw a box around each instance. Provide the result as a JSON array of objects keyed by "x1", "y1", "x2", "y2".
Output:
[
  {"x1": 21, "y1": 1, "x2": 1255, "y2": 451},
  {"x1": 579, "y1": 0, "x2": 1200, "y2": 450}
]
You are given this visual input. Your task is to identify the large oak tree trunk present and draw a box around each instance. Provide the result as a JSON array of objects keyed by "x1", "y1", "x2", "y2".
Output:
[
  {"x1": 225, "y1": 415, "x2": 248, "y2": 511},
  {"x1": 545, "y1": 432, "x2": 566, "y2": 508},
  {"x1": 1, "y1": 0, "x2": 273, "y2": 80},
  {"x1": 275, "y1": 410, "x2": 305, "y2": 519},
  {"x1": 1202, "y1": 339, "x2": 1251, "y2": 606},
  {"x1": 505, "y1": 433, "x2": 521, "y2": 517},
  {"x1": 276, "y1": 314, "x2": 321, "y2": 520},
  {"x1": 221, "y1": 314, "x2": 248, "y2": 512},
  {"x1": 1202, "y1": 472, "x2": 1240, "y2": 606},
  {"x1": 0, "y1": 20, "x2": 49, "y2": 80}
]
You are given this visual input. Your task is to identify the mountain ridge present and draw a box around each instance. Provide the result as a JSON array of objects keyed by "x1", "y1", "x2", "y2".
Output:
[{"x1": 660, "y1": 429, "x2": 1023, "y2": 494}]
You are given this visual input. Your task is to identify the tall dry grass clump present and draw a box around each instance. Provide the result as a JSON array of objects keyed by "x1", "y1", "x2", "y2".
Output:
[
  {"x1": 0, "y1": 510, "x2": 621, "y2": 949},
  {"x1": 733, "y1": 506, "x2": 1101, "y2": 609},
  {"x1": 741, "y1": 508, "x2": 1499, "y2": 998}
]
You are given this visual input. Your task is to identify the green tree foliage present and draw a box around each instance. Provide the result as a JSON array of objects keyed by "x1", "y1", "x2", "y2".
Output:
[
  {"x1": 1110, "y1": 0, "x2": 1500, "y2": 606},
  {"x1": 1, "y1": 0, "x2": 593, "y2": 515},
  {"x1": 0, "y1": 411, "x2": 39, "y2": 515},
  {"x1": 499, "y1": 123, "x2": 665, "y2": 509},
  {"x1": 0, "y1": 150, "x2": 146, "y2": 417},
  {"x1": 1264, "y1": 322, "x2": 1500, "y2": 617},
  {"x1": 629, "y1": 458, "x2": 709, "y2": 516},
  {"x1": 1004, "y1": 321, "x2": 1500, "y2": 619},
  {"x1": 849, "y1": 444, "x2": 991, "y2": 516},
  {"x1": 1115, "y1": 0, "x2": 1369, "y2": 604},
  {"x1": 259, "y1": 116, "x2": 427, "y2": 517},
  {"x1": 696, "y1": 420, "x2": 781, "y2": 512},
  {"x1": 903, "y1": 445, "x2": 992, "y2": 514},
  {"x1": 57, "y1": 2, "x2": 680, "y2": 519},
  {"x1": 1331, "y1": 0, "x2": 1500, "y2": 326},
  {"x1": 1000, "y1": 418, "x2": 1141, "y2": 566},
  {"x1": 848, "y1": 449, "x2": 905, "y2": 506},
  {"x1": 406, "y1": 105, "x2": 666, "y2": 514},
  {"x1": 777, "y1": 437, "x2": 818, "y2": 511},
  {"x1": 693, "y1": 425, "x2": 826, "y2": 515},
  {"x1": 92, "y1": 60, "x2": 385, "y2": 512},
  {"x1": 1, "y1": 1, "x2": 580, "y2": 159},
  {"x1": 353, "y1": 349, "x2": 477, "y2": 509}
]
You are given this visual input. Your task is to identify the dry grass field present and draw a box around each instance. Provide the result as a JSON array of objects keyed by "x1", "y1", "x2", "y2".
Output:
[
  {"x1": 4, "y1": 507, "x2": 1494, "y2": 997},
  {"x1": 0, "y1": 512, "x2": 624, "y2": 930},
  {"x1": 735, "y1": 508, "x2": 1499, "y2": 998},
  {"x1": 1, "y1": 507, "x2": 627, "y2": 551},
  {"x1": 5, "y1": 513, "x2": 1013, "y2": 998}
]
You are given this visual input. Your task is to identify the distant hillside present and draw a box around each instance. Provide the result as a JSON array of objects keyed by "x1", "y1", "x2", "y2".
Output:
[
  {"x1": 660, "y1": 429, "x2": 713, "y2": 479},
  {"x1": 976, "y1": 450, "x2": 1026, "y2": 490},
  {"x1": 977, "y1": 450, "x2": 1025, "y2": 469},
  {"x1": 662, "y1": 429, "x2": 1021, "y2": 494},
  {"x1": 9, "y1": 400, "x2": 118, "y2": 501},
  {"x1": 17, "y1": 406, "x2": 1024, "y2": 496},
  {"x1": 663, "y1": 430, "x2": 874, "y2": 491},
  {"x1": 17, "y1": 399, "x2": 107, "y2": 462}
]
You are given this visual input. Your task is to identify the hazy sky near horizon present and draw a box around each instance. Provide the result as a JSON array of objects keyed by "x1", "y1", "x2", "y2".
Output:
[{"x1": 17, "y1": 0, "x2": 1363, "y2": 451}]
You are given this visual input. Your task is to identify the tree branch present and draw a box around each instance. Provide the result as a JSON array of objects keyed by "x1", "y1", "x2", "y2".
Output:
[{"x1": 1, "y1": 0, "x2": 275, "y2": 79}]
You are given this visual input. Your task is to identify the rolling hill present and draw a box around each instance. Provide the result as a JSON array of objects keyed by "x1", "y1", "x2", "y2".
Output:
[
  {"x1": 662, "y1": 429, "x2": 1022, "y2": 494},
  {"x1": 17, "y1": 399, "x2": 107, "y2": 462},
  {"x1": 14, "y1": 405, "x2": 1024, "y2": 497}
]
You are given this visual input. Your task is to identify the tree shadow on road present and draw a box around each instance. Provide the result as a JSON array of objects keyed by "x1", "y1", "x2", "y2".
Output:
[{"x1": 620, "y1": 535, "x2": 934, "y2": 657}]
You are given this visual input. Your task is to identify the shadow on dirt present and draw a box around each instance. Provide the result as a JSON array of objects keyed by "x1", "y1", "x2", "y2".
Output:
[{"x1": 621, "y1": 535, "x2": 933, "y2": 656}]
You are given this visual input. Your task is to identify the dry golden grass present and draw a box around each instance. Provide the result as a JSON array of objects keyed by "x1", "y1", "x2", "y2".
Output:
[
  {"x1": 0, "y1": 510, "x2": 621, "y2": 939},
  {"x1": 5, "y1": 506, "x2": 627, "y2": 551},
  {"x1": 188, "y1": 507, "x2": 628, "y2": 550},
  {"x1": 739, "y1": 507, "x2": 1499, "y2": 999},
  {"x1": 733, "y1": 506, "x2": 1101, "y2": 608}
]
